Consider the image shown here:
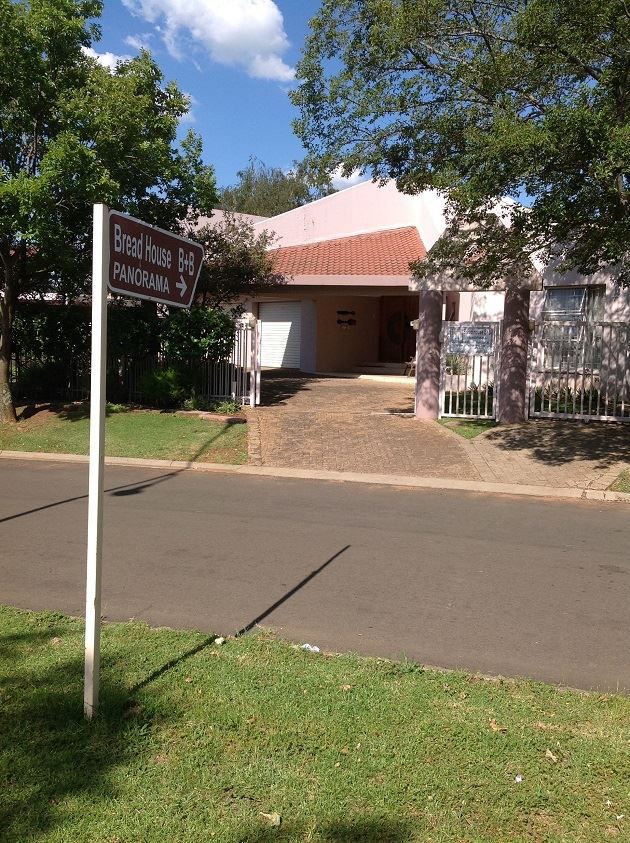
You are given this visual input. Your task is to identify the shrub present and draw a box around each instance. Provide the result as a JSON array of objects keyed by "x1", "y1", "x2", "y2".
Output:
[
  {"x1": 181, "y1": 396, "x2": 242, "y2": 414},
  {"x1": 13, "y1": 305, "x2": 90, "y2": 363},
  {"x1": 161, "y1": 308, "x2": 235, "y2": 362},
  {"x1": 140, "y1": 367, "x2": 191, "y2": 408},
  {"x1": 14, "y1": 359, "x2": 88, "y2": 401},
  {"x1": 210, "y1": 399, "x2": 242, "y2": 414},
  {"x1": 445, "y1": 354, "x2": 469, "y2": 375}
]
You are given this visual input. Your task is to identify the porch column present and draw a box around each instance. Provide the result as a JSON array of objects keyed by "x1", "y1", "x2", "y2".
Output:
[
  {"x1": 498, "y1": 286, "x2": 530, "y2": 424},
  {"x1": 415, "y1": 291, "x2": 443, "y2": 420}
]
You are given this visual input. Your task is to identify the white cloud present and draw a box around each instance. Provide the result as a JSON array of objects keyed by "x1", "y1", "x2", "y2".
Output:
[
  {"x1": 121, "y1": 0, "x2": 295, "y2": 82},
  {"x1": 81, "y1": 46, "x2": 131, "y2": 71},
  {"x1": 124, "y1": 33, "x2": 153, "y2": 51},
  {"x1": 331, "y1": 166, "x2": 368, "y2": 191}
]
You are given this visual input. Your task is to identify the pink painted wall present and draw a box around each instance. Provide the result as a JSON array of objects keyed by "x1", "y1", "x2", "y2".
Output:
[
  {"x1": 254, "y1": 180, "x2": 447, "y2": 251},
  {"x1": 458, "y1": 291, "x2": 505, "y2": 322}
]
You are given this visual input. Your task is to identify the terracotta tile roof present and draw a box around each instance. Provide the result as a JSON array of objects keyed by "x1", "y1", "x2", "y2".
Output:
[{"x1": 269, "y1": 226, "x2": 426, "y2": 276}]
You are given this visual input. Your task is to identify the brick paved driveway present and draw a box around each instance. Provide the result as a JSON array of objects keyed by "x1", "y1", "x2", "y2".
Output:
[
  {"x1": 247, "y1": 372, "x2": 480, "y2": 479},
  {"x1": 247, "y1": 371, "x2": 630, "y2": 489}
]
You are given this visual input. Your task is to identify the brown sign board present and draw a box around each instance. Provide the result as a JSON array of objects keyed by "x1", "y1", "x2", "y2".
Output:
[{"x1": 108, "y1": 211, "x2": 204, "y2": 308}]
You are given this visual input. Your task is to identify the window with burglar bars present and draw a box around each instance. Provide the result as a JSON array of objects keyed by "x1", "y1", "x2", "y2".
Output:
[
  {"x1": 541, "y1": 286, "x2": 605, "y2": 369},
  {"x1": 542, "y1": 286, "x2": 605, "y2": 322}
]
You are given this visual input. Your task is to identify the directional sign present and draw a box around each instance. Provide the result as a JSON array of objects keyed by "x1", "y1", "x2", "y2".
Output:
[{"x1": 108, "y1": 211, "x2": 203, "y2": 308}]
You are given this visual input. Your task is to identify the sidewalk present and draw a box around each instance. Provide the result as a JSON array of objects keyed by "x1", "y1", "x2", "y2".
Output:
[
  {"x1": 450, "y1": 421, "x2": 630, "y2": 490},
  {"x1": 3, "y1": 376, "x2": 629, "y2": 504},
  {"x1": 2, "y1": 449, "x2": 629, "y2": 504}
]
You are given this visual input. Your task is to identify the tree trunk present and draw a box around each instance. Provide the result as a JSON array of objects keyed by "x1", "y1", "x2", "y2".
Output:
[
  {"x1": 498, "y1": 286, "x2": 530, "y2": 424},
  {"x1": 0, "y1": 261, "x2": 17, "y2": 424}
]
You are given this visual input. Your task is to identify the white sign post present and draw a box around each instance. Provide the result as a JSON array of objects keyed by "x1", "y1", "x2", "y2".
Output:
[
  {"x1": 83, "y1": 205, "x2": 203, "y2": 719},
  {"x1": 84, "y1": 203, "x2": 109, "y2": 720}
]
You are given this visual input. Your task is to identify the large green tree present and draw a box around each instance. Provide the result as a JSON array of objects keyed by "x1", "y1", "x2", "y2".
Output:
[
  {"x1": 0, "y1": 0, "x2": 216, "y2": 423},
  {"x1": 293, "y1": 0, "x2": 630, "y2": 288},
  {"x1": 219, "y1": 156, "x2": 334, "y2": 217}
]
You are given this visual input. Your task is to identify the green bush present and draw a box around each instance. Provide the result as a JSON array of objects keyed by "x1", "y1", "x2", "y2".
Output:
[
  {"x1": 161, "y1": 308, "x2": 235, "y2": 362},
  {"x1": 107, "y1": 303, "x2": 161, "y2": 358},
  {"x1": 13, "y1": 305, "x2": 90, "y2": 363},
  {"x1": 211, "y1": 399, "x2": 242, "y2": 414},
  {"x1": 181, "y1": 396, "x2": 242, "y2": 414},
  {"x1": 445, "y1": 354, "x2": 469, "y2": 375},
  {"x1": 14, "y1": 359, "x2": 88, "y2": 401},
  {"x1": 139, "y1": 367, "x2": 191, "y2": 408}
]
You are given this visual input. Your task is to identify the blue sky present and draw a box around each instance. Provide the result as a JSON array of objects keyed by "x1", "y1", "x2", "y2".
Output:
[{"x1": 88, "y1": 1, "x2": 357, "y2": 191}]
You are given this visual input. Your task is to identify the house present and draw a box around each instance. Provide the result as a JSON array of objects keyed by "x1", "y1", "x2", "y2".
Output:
[
  {"x1": 240, "y1": 180, "x2": 630, "y2": 376},
  {"x1": 245, "y1": 180, "x2": 449, "y2": 373}
]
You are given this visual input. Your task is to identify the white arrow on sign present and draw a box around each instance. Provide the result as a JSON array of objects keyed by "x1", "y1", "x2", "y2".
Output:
[{"x1": 176, "y1": 275, "x2": 187, "y2": 298}]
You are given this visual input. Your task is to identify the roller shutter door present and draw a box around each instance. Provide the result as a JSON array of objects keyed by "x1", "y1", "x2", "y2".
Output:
[{"x1": 259, "y1": 302, "x2": 302, "y2": 368}]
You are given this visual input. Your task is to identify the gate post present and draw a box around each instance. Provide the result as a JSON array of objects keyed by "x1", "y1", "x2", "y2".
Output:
[
  {"x1": 415, "y1": 291, "x2": 443, "y2": 420},
  {"x1": 498, "y1": 286, "x2": 530, "y2": 424}
]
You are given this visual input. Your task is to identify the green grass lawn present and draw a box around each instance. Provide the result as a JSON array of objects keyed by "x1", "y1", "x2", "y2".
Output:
[
  {"x1": 439, "y1": 419, "x2": 497, "y2": 439},
  {"x1": 1, "y1": 606, "x2": 628, "y2": 842},
  {"x1": 0, "y1": 404, "x2": 248, "y2": 464},
  {"x1": 609, "y1": 469, "x2": 630, "y2": 494}
]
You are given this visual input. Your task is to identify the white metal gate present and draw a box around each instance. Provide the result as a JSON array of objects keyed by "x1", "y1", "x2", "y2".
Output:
[
  {"x1": 200, "y1": 319, "x2": 261, "y2": 407},
  {"x1": 528, "y1": 321, "x2": 630, "y2": 421},
  {"x1": 439, "y1": 322, "x2": 501, "y2": 419}
]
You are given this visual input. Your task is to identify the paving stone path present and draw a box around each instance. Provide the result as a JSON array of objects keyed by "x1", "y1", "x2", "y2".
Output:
[
  {"x1": 248, "y1": 373, "x2": 630, "y2": 489},
  {"x1": 461, "y1": 420, "x2": 630, "y2": 489},
  {"x1": 247, "y1": 374, "x2": 480, "y2": 479}
]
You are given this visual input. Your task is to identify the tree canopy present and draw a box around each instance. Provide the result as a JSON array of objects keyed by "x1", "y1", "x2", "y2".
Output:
[
  {"x1": 0, "y1": 0, "x2": 217, "y2": 422},
  {"x1": 292, "y1": 0, "x2": 630, "y2": 287},
  {"x1": 219, "y1": 156, "x2": 335, "y2": 217}
]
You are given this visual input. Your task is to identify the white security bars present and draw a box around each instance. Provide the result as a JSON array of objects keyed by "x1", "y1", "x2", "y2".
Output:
[{"x1": 528, "y1": 321, "x2": 630, "y2": 421}]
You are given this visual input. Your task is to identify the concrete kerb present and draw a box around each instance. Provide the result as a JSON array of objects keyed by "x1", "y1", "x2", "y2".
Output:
[{"x1": 2, "y1": 449, "x2": 630, "y2": 504}]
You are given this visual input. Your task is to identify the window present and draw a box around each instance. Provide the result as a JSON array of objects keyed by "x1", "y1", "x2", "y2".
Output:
[
  {"x1": 541, "y1": 286, "x2": 605, "y2": 370},
  {"x1": 542, "y1": 286, "x2": 604, "y2": 322}
]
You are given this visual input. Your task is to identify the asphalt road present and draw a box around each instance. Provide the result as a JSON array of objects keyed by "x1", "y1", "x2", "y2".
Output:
[{"x1": 1, "y1": 459, "x2": 629, "y2": 692}]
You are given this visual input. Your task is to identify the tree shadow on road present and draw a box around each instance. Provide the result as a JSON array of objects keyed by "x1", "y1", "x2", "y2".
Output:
[
  {"x1": 483, "y1": 420, "x2": 630, "y2": 468},
  {"x1": 0, "y1": 426, "x2": 232, "y2": 523}
]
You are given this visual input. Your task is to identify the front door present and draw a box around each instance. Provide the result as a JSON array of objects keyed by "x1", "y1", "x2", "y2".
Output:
[{"x1": 379, "y1": 296, "x2": 418, "y2": 363}]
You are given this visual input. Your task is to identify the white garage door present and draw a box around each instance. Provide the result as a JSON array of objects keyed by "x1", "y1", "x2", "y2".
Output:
[{"x1": 259, "y1": 301, "x2": 302, "y2": 368}]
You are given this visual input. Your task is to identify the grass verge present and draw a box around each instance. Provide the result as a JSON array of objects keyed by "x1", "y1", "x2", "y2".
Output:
[
  {"x1": 0, "y1": 403, "x2": 247, "y2": 464},
  {"x1": 439, "y1": 419, "x2": 496, "y2": 439},
  {"x1": 609, "y1": 469, "x2": 630, "y2": 494},
  {"x1": 1, "y1": 605, "x2": 628, "y2": 842}
]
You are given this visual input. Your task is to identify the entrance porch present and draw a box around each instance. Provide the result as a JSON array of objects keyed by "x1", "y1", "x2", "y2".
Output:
[{"x1": 254, "y1": 291, "x2": 421, "y2": 376}]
